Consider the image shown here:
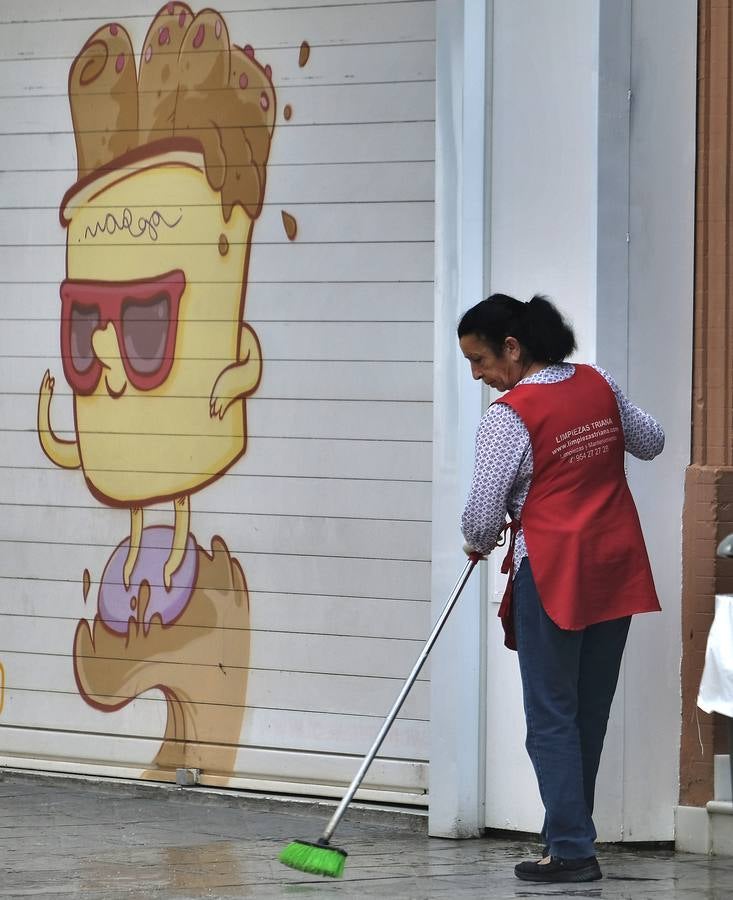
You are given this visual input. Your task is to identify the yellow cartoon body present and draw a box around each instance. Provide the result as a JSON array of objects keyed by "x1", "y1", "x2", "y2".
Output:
[
  {"x1": 38, "y1": 147, "x2": 262, "y2": 586},
  {"x1": 62, "y1": 148, "x2": 259, "y2": 502}
]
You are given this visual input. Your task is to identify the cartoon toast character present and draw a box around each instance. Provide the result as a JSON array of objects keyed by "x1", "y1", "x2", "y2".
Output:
[{"x1": 37, "y1": 4, "x2": 276, "y2": 592}]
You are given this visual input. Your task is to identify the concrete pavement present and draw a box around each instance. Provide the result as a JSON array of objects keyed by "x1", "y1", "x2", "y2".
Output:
[{"x1": 0, "y1": 770, "x2": 730, "y2": 898}]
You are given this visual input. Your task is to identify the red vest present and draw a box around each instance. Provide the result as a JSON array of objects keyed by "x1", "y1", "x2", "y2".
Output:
[{"x1": 496, "y1": 364, "x2": 660, "y2": 649}]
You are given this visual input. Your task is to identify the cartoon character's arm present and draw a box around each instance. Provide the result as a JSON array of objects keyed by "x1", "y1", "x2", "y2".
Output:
[
  {"x1": 37, "y1": 370, "x2": 82, "y2": 469},
  {"x1": 209, "y1": 323, "x2": 262, "y2": 420}
]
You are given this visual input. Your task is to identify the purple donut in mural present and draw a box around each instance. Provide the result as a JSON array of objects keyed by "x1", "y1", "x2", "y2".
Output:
[{"x1": 98, "y1": 526, "x2": 198, "y2": 634}]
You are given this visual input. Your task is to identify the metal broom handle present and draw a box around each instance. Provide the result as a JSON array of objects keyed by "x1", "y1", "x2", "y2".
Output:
[{"x1": 321, "y1": 553, "x2": 482, "y2": 843}]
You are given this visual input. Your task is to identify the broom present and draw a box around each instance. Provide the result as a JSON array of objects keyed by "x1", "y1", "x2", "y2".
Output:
[{"x1": 278, "y1": 551, "x2": 483, "y2": 877}]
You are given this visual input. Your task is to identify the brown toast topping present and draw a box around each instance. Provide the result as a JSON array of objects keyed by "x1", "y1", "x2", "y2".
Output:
[{"x1": 68, "y1": 3, "x2": 276, "y2": 222}]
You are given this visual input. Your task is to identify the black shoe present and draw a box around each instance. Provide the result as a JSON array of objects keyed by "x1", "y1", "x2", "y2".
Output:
[{"x1": 514, "y1": 855, "x2": 602, "y2": 883}]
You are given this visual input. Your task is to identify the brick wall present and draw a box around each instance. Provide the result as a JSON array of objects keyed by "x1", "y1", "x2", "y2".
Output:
[
  {"x1": 681, "y1": 468, "x2": 733, "y2": 805},
  {"x1": 680, "y1": 0, "x2": 733, "y2": 807}
]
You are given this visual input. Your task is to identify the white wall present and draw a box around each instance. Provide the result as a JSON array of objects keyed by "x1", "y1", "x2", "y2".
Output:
[
  {"x1": 622, "y1": 0, "x2": 696, "y2": 841},
  {"x1": 484, "y1": 0, "x2": 604, "y2": 836},
  {"x1": 431, "y1": 0, "x2": 695, "y2": 841},
  {"x1": 489, "y1": 0, "x2": 600, "y2": 352},
  {"x1": 429, "y1": 0, "x2": 488, "y2": 839}
]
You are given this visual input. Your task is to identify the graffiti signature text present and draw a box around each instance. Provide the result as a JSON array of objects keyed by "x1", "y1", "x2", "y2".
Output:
[{"x1": 84, "y1": 208, "x2": 183, "y2": 243}]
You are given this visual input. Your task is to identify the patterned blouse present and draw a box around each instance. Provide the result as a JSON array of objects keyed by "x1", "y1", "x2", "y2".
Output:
[{"x1": 461, "y1": 363, "x2": 665, "y2": 573}]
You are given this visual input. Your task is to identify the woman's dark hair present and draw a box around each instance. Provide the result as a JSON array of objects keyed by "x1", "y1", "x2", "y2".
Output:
[{"x1": 457, "y1": 293, "x2": 576, "y2": 364}]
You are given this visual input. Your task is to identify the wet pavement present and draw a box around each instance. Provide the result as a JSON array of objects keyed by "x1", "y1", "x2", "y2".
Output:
[{"x1": 0, "y1": 771, "x2": 730, "y2": 898}]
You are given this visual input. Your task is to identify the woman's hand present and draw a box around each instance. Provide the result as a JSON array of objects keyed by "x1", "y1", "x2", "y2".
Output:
[{"x1": 463, "y1": 542, "x2": 487, "y2": 560}]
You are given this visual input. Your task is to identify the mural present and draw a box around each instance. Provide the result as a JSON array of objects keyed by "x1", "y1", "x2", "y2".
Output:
[{"x1": 36, "y1": 3, "x2": 280, "y2": 779}]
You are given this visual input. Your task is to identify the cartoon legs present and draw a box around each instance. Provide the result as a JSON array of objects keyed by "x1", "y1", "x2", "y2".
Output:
[
  {"x1": 122, "y1": 495, "x2": 191, "y2": 591},
  {"x1": 164, "y1": 495, "x2": 191, "y2": 590},
  {"x1": 123, "y1": 507, "x2": 144, "y2": 590}
]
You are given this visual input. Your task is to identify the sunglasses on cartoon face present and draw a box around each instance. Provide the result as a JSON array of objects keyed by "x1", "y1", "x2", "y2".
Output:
[{"x1": 60, "y1": 270, "x2": 185, "y2": 394}]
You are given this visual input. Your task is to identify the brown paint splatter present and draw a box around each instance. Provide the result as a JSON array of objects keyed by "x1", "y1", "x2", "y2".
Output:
[
  {"x1": 138, "y1": 581, "x2": 151, "y2": 634},
  {"x1": 281, "y1": 211, "x2": 297, "y2": 241},
  {"x1": 283, "y1": 104, "x2": 292, "y2": 121},
  {"x1": 298, "y1": 41, "x2": 310, "y2": 68},
  {"x1": 82, "y1": 569, "x2": 91, "y2": 602},
  {"x1": 218, "y1": 233, "x2": 229, "y2": 255}
]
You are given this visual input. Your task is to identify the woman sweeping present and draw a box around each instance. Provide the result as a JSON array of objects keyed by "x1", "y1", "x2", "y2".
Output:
[{"x1": 459, "y1": 294, "x2": 664, "y2": 885}]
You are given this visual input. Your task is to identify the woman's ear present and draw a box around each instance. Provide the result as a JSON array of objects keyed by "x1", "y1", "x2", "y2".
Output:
[{"x1": 504, "y1": 335, "x2": 522, "y2": 360}]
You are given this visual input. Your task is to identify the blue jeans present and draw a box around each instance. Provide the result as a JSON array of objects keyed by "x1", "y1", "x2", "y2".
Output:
[{"x1": 513, "y1": 558, "x2": 631, "y2": 859}]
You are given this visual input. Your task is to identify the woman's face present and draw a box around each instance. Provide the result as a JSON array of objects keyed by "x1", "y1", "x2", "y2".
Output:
[{"x1": 459, "y1": 333, "x2": 523, "y2": 392}]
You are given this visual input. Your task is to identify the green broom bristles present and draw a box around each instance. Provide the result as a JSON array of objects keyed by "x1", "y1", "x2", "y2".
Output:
[{"x1": 279, "y1": 838, "x2": 348, "y2": 878}]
